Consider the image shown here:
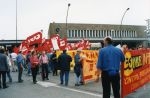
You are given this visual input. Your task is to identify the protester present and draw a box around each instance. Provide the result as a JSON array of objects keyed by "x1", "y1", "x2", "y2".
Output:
[
  {"x1": 16, "y1": 51, "x2": 24, "y2": 83},
  {"x1": 5, "y1": 52, "x2": 12, "y2": 83},
  {"x1": 58, "y1": 50, "x2": 72, "y2": 86},
  {"x1": 96, "y1": 36, "x2": 125, "y2": 98},
  {"x1": 30, "y1": 51, "x2": 39, "y2": 84},
  {"x1": 0, "y1": 48, "x2": 9, "y2": 89},
  {"x1": 51, "y1": 50, "x2": 58, "y2": 76},
  {"x1": 10, "y1": 51, "x2": 17, "y2": 72},
  {"x1": 74, "y1": 49, "x2": 84, "y2": 86},
  {"x1": 46, "y1": 51, "x2": 52, "y2": 73},
  {"x1": 26, "y1": 51, "x2": 31, "y2": 76},
  {"x1": 39, "y1": 51, "x2": 49, "y2": 81}
]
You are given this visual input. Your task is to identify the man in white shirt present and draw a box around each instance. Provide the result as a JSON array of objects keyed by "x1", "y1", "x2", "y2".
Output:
[{"x1": 10, "y1": 52, "x2": 17, "y2": 72}]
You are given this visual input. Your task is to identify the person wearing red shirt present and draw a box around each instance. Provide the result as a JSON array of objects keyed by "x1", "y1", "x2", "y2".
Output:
[{"x1": 30, "y1": 51, "x2": 39, "y2": 84}]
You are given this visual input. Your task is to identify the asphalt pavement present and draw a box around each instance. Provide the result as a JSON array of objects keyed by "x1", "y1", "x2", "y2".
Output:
[{"x1": 0, "y1": 71, "x2": 149, "y2": 98}]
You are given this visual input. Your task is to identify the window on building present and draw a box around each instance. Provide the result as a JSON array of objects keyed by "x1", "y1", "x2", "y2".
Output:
[
  {"x1": 101, "y1": 30, "x2": 104, "y2": 37},
  {"x1": 75, "y1": 30, "x2": 77, "y2": 37},
  {"x1": 122, "y1": 30, "x2": 125, "y2": 38},
  {"x1": 134, "y1": 31, "x2": 137, "y2": 37},
  {"x1": 93, "y1": 30, "x2": 96, "y2": 37},
  {"x1": 87, "y1": 30, "x2": 89, "y2": 38},
  {"x1": 111, "y1": 30, "x2": 114, "y2": 38},
  {"x1": 78, "y1": 30, "x2": 80, "y2": 38},
  {"x1": 124, "y1": 30, "x2": 127, "y2": 37},
  {"x1": 72, "y1": 30, "x2": 74, "y2": 37},
  {"x1": 95, "y1": 30, "x2": 98, "y2": 38},
  {"x1": 68, "y1": 30, "x2": 71, "y2": 38},
  {"x1": 117, "y1": 30, "x2": 120, "y2": 37},
  {"x1": 129, "y1": 31, "x2": 132, "y2": 37},
  {"x1": 108, "y1": 30, "x2": 111, "y2": 36},
  {"x1": 84, "y1": 30, "x2": 87, "y2": 38},
  {"x1": 81, "y1": 30, "x2": 83, "y2": 38},
  {"x1": 103, "y1": 30, "x2": 106, "y2": 37}
]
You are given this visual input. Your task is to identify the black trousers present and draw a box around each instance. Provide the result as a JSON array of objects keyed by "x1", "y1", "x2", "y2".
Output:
[
  {"x1": 0, "y1": 71, "x2": 7, "y2": 88},
  {"x1": 101, "y1": 71, "x2": 120, "y2": 98},
  {"x1": 31, "y1": 66, "x2": 38, "y2": 83},
  {"x1": 41, "y1": 63, "x2": 48, "y2": 80}
]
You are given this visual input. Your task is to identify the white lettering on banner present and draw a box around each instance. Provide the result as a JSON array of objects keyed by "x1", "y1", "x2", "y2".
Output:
[
  {"x1": 27, "y1": 34, "x2": 41, "y2": 43},
  {"x1": 60, "y1": 40, "x2": 65, "y2": 46},
  {"x1": 51, "y1": 38, "x2": 59, "y2": 50}
]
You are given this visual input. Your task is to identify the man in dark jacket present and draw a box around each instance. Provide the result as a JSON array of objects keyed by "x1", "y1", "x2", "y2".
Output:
[
  {"x1": 0, "y1": 48, "x2": 9, "y2": 89},
  {"x1": 51, "y1": 50, "x2": 58, "y2": 76},
  {"x1": 58, "y1": 50, "x2": 72, "y2": 86}
]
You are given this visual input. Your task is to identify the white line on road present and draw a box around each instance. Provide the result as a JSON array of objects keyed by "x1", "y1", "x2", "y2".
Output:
[{"x1": 37, "y1": 81, "x2": 113, "y2": 98}]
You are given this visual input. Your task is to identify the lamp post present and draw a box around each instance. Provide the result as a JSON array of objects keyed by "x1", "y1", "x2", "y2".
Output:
[
  {"x1": 16, "y1": 0, "x2": 18, "y2": 44},
  {"x1": 120, "y1": 8, "x2": 130, "y2": 45},
  {"x1": 66, "y1": 3, "x2": 71, "y2": 37}
]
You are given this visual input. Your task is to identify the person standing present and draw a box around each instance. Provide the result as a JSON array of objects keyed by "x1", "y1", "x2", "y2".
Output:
[
  {"x1": 58, "y1": 50, "x2": 72, "y2": 86},
  {"x1": 30, "y1": 51, "x2": 39, "y2": 84},
  {"x1": 96, "y1": 36, "x2": 125, "y2": 98},
  {"x1": 26, "y1": 51, "x2": 31, "y2": 76},
  {"x1": 5, "y1": 52, "x2": 12, "y2": 83},
  {"x1": 16, "y1": 51, "x2": 24, "y2": 83},
  {"x1": 39, "y1": 51, "x2": 49, "y2": 81},
  {"x1": 0, "y1": 48, "x2": 9, "y2": 89},
  {"x1": 51, "y1": 50, "x2": 58, "y2": 76},
  {"x1": 10, "y1": 51, "x2": 17, "y2": 72},
  {"x1": 74, "y1": 49, "x2": 84, "y2": 86}
]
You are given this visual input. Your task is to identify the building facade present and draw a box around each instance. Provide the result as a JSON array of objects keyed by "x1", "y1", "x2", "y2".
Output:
[{"x1": 48, "y1": 23, "x2": 147, "y2": 48}]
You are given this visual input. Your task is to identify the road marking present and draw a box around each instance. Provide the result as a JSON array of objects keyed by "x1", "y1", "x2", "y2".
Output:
[
  {"x1": 37, "y1": 81, "x2": 57, "y2": 87},
  {"x1": 55, "y1": 85, "x2": 103, "y2": 97},
  {"x1": 37, "y1": 81, "x2": 113, "y2": 98}
]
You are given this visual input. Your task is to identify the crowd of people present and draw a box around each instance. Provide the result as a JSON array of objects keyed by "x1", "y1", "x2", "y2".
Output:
[
  {"x1": 1, "y1": 36, "x2": 149, "y2": 98},
  {"x1": 0, "y1": 46, "x2": 84, "y2": 89}
]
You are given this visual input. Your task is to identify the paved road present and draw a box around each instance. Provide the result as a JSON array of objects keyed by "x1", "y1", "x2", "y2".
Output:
[{"x1": 0, "y1": 71, "x2": 149, "y2": 98}]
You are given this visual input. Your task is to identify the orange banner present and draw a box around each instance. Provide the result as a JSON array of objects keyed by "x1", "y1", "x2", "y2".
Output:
[
  {"x1": 121, "y1": 49, "x2": 150, "y2": 98},
  {"x1": 57, "y1": 50, "x2": 99, "y2": 83}
]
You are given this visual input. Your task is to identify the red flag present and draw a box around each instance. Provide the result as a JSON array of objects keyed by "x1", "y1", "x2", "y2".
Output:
[
  {"x1": 58, "y1": 38, "x2": 67, "y2": 50},
  {"x1": 66, "y1": 43, "x2": 73, "y2": 50},
  {"x1": 26, "y1": 32, "x2": 42, "y2": 46},
  {"x1": 19, "y1": 40, "x2": 29, "y2": 55},
  {"x1": 37, "y1": 39, "x2": 52, "y2": 52},
  {"x1": 50, "y1": 34, "x2": 60, "y2": 50}
]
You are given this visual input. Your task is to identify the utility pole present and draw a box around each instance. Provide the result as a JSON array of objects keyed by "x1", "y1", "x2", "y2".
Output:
[
  {"x1": 16, "y1": 0, "x2": 18, "y2": 44},
  {"x1": 66, "y1": 3, "x2": 71, "y2": 38},
  {"x1": 120, "y1": 8, "x2": 130, "y2": 46},
  {"x1": 146, "y1": 19, "x2": 150, "y2": 47}
]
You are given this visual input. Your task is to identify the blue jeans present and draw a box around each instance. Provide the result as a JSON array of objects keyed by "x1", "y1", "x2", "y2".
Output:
[
  {"x1": 7, "y1": 69, "x2": 12, "y2": 82},
  {"x1": 48, "y1": 62, "x2": 52, "y2": 73},
  {"x1": 27, "y1": 62, "x2": 31, "y2": 75},
  {"x1": 17, "y1": 62, "x2": 23, "y2": 82},
  {"x1": 60, "y1": 70, "x2": 69, "y2": 86}
]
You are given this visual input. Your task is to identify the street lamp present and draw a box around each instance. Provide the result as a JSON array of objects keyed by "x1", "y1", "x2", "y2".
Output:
[
  {"x1": 66, "y1": 3, "x2": 71, "y2": 37},
  {"x1": 16, "y1": 0, "x2": 18, "y2": 44},
  {"x1": 120, "y1": 8, "x2": 130, "y2": 45}
]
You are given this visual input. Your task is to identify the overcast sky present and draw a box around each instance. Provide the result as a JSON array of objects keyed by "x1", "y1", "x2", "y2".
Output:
[{"x1": 0, "y1": 0, "x2": 150, "y2": 40}]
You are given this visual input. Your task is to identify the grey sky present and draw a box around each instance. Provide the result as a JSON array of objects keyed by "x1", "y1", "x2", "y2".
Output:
[{"x1": 0, "y1": 0, "x2": 150, "y2": 40}]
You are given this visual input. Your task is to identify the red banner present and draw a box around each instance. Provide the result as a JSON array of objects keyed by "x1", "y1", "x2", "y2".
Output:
[
  {"x1": 26, "y1": 32, "x2": 42, "y2": 46},
  {"x1": 121, "y1": 49, "x2": 150, "y2": 98},
  {"x1": 18, "y1": 40, "x2": 29, "y2": 54}
]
